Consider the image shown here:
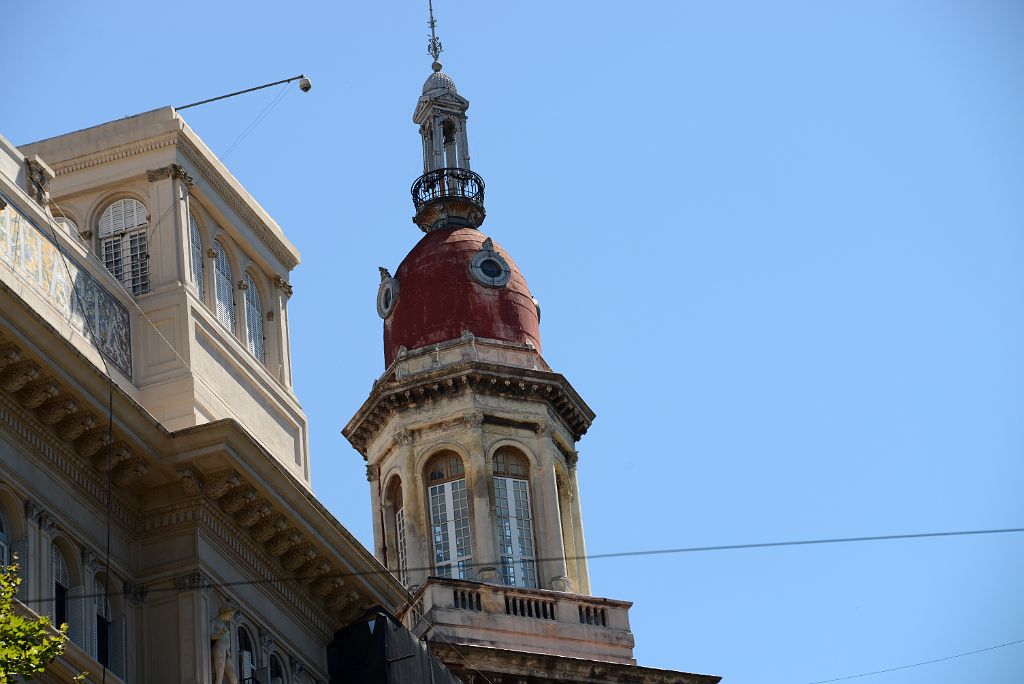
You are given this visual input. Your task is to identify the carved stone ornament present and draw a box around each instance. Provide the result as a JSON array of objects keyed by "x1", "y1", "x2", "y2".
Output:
[
  {"x1": 0, "y1": 343, "x2": 20, "y2": 370},
  {"x1": 259, "y1": 626, "x2": 274, "y2": 652},
  {"x1": 37, "y1": 512, "x2": 56, "y2": 536},
  {"x1": 219, "y1": 486, "x2": 257, "y2": 514},
  {"x1": 23, "y1": 500, "x2": 42, "y2": 522},
  {"x1": 395, "y1": 428, "x2": 414, "y2": 446},
  {"x1": 56, "y1": 410, "x2": 97, "y2": 442},
  {"x1": 16, "y1": 378, "x2": 59, "y2": 409},
  {"x1": 92, "y1": 442, "x2": 132, "y2": 473},
  {"x1": 0, "y1": 360, "x2": 40, "y2": 392},
  {"x1": 82, "y1": 548, "x2": 103, "y2": 572},
  {"x1": 281, "y1": 544, "x2": 316, "y2": 572},
  {"x1": 273, "y1": 275, "x2": 294, "y2": 299},
  {"x1": 266, "y1": 530, "x2": 300, "y2": 557},
  {"x1": 37, "y1": 395, "x2": 78, "y2": 425},
  {"x1": 177, "y1": 465, "x2": 202, "y2": 497},
  {"x1": 174, "y1": 570, "x2": 213, "y2": 592},
  {"x1": 250, "y1": 514, "x2": 286, "y2": 543},
  {"x1": 566, "y1": 450, "x2": 579, "y2": 469},
  {"x1": 289, "y1": 656, "x2": 306, "y2": 677},
  {"x1": 76, "y1": 427, "x2": 111, "y2": 459},
  {"x1": 234, "y1": 499, "x2": 271, "y2": 528},
  {"x1": 464, "y1": 412, "x2": 484, "y2": 430},
  {"x1": 202, "y1": 470, "x2": 242, "y2": 499},
  {"x1": 146, "y1": 163, "x2": 195, "y2": 187},
  {"x1": 365, "y1": 464, "x2": 380, "y2": 482},
  {"x1": 24, "y1": 155, "x2": 54, "y2": 206},
  {"x1": 236, "y1": 278, "x2": 248, "y2": 290},
  {"x1": 123, "y1": 582, "x2": 149, "y2": 604},
  {"x1": 112, "y1": 458, "x2": 148, "y2": 486}
]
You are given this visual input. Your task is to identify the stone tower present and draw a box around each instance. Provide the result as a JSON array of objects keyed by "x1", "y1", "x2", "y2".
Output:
[{"x1": 342, "y1": 15, "x2": 659, "y2": 668}]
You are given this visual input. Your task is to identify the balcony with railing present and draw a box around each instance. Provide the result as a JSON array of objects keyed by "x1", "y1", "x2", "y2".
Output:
[
  {"x1": 410, "y1": 167, "x2": 487, "y2": 231},
  {"x1": 403, "y1": 577, "x2": 636, "y2": 665}
]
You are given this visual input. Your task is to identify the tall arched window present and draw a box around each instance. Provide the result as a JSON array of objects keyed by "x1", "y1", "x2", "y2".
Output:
[
  {"x1": 189, "y1": 212, "x2": 205, "y2": 300},
  {"x1": 98, "y1": 198, "x2": 149, "y2": 295},
  {"x1": 425, "y1": 451, "x2": 472, "y2": 579},
  {"x1": 242, "y1": 272, "x2": 265, "y2": 363},
  {"x1": 238, "y1": 626, "x2": 256, "y2": 682},
  {"x1": 493, "y1": 448, "x2": 537, "y2": 588},
  {"x1": 212, "y1": 240, "x2": 235, "y2": 331},
  {"x1": 92, "y1": 576, "x2": 123, "y2": 671},
  {"x1": 51, "y1": 544, "x2": 70, "y2": 627}
]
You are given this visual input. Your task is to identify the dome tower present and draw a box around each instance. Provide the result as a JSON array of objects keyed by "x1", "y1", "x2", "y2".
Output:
[{"x1": 344, "y1": 3, "x2": 649, "y2": 669}]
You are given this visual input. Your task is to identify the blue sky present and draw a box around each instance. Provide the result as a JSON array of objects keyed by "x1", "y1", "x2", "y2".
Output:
[{"x1": 7, "y1": 1, "x2": 1024, "y2": 682}]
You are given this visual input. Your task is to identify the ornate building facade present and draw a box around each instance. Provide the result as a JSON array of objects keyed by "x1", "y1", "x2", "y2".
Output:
[
  {"x1": 0, "y1": 111, "x2": 405, "y2": 683},
  {"x1": 343, "y1": 23, "x2": 721, "y2": 684}
]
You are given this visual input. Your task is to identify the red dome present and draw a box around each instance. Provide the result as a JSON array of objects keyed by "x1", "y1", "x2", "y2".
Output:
[{"x1": 383, "y1": 227, "x2": 541, "y2": 366}]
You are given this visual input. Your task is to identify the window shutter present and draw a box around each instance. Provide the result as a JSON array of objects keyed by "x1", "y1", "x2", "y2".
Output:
[
  {"x1": 189, "y1": 214, "x2": 205, "y2": 298},
  {"x1": 243, "y1": 273, "x2": 264, "y2": 362},
  {"x1": 240, "y1": 650, "x2": 254, "y2": 679},
  {"x1": 67, "y1": 586, "x2": 85, "y2": 646},
  {"x1": 214, "y1": 241, "x2": 235, "y2": 331},
  {"x1": 110, "y1": 616, "x2": 126, "y2": 678}
]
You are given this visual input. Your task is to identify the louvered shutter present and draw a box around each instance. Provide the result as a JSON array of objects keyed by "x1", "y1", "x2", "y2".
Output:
[
  {"x1": 67, "y1": 585, "x2": 85, "y2": 646},
  {"x1": 110, "y1": 614, "x2": 126, "y2": 678},
  {"x1": 213, "y1": 241, "x2": 235, "y2": 330},
  {"x1": 243, "y1": 273, "x2": 264, "y2": 362},
  {"x1": 239, "y1": 650, "x2": 254, "y2": 679},
  {"x1": 189, "y1": 213, "x2": 205, "y2": 298}
]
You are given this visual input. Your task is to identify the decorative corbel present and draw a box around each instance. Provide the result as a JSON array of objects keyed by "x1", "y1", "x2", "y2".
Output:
[
  {"x1": 365, "y1": 464, "x2": 380, "y2": 483},
  {"x1": 123, "y1": 582, "x2": 149, "y2": 604},
  {"x1": 273, "y1": 275, "x2": 293, "y2": 299},
  {"x1": 24, "y1": 155, "x2": 54, "y2": 207}
]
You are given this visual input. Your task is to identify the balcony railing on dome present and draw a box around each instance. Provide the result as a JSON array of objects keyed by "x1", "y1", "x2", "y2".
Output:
[{"x1": 411, "y1": 167, "x2": 485, "y2": 212}]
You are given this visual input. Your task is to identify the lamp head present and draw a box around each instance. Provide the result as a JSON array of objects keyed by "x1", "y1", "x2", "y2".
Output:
[{"x1": 299, "y1": 77, "x2": 312, "y2": 93}]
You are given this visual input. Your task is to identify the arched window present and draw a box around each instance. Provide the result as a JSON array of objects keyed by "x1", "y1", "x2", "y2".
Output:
[
  {"x1": 98, "y1": 198, "x2": 150, "y2": 295},
  {"x1": 51, "y1": 544, "x2": 70, "y2": 627},
  {"x1": 92, "y1": 575, "x2": 124, "y2": 672},
  {"x1": 425, "y1": 451, "x2": 472, "y2": 579},
  {"x1": 442, "y1": 120, "x2": 459, "y2": 168},
  {"x1": 493, "y1": 448, "x2": 537, "y2": 588},
  {"x1": 189, "y1": 212, "x2": 205, "y2": 300},
  {"x1": 270, "y1": 654, "x2": 286, "y2": 684},
  {"x1": 212, "y1": 240, "x2": 235, "y2": 332},
  {"x1": 238, "y1": 626, "x2": 256, "y2": 682},
  {"x1": 242, "y1": 272, "x2": 265, "y2": 363}
]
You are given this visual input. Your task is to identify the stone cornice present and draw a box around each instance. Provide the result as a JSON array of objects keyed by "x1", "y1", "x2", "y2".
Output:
[
  {"x1": 429, "y1": 643, "x2": 723, "y2": 684},
  {"x1": 344, "y1": 361, "x2": 595, "y2": 455},
  {"x1": 32, "y1": 121, "x2": 300, "y2": 272}
]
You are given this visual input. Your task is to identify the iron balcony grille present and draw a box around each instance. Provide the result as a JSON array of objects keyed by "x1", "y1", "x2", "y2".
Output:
[{"x1": 411, "y1": 167, "x2": 485, "y2": 212}]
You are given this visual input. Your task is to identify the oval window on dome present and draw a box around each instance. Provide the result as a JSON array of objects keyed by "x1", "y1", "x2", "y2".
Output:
[
  {"x1": 469, "y1": 238, "x2": 510, "y2": 288},
  {"x1": 377, "y1": 268, "x2": 399, "y2": 319}
]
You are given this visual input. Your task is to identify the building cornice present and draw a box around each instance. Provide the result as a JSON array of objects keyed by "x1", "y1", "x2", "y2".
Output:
[{"x1": 343, "y1": 360, "x2": 595, "y2": 455}]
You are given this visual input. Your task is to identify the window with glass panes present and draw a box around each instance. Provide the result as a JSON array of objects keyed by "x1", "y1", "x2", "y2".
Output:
[
  {"x1": 98, "y1": 198, "x2": 150, "y2": 295},
  {"x1": 212, "y1": 240, "x2": 235, "y2": 331},
  {"x1": 393, "y1": 486, "x2": 410, "y2": 587},
  {"x1": 493, "y1": 448, "x2": 537, "y2": 588},
  {"x1": 189, "y1": 213, "x2": 205, "y2": 299},
  {"x1": 238, "y1": 627, "x2": 255, "y2": 681},
  {"x1": 426, "y1": 452, "x2": 473, "y2": 579},
  {"x1": 242, "y1": 272, "x2": 265, "y2": 363}
]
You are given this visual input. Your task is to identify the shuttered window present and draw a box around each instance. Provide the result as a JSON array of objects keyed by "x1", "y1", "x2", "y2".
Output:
[
  {"x1": 98, "y1": 198, "x2": 150, "y2": 295},
  {"x1": 0, "y1": 512, "x2": 8, "y2": 568},
  {"x1": 93, "y1": 577, "x2": 111, "y2": 664},
  {"x1": 213, "y1": 240, "x2": 235, "y2": 331},
  {"x1": 243, "y1": 273, "x2": 264, "y2": 363},
  {"x1": 396, "y1": 506, "x2": 409, "y2": 586},
  {"x1": 51, "y1": 544, "x2": 69, "y2": 627},
  {"x1": 189, "y1": 213, "x2": 205, "y2": 299}
]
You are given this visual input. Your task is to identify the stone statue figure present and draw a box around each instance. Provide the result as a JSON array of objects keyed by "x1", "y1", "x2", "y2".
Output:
[{"x1": 211, "y1": 604, "x2": 239, "y2": 684}]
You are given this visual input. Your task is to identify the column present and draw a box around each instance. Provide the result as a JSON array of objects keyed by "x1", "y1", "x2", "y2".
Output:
[
  {"x1": 397, "y1": 429, "x2": 428, "y2": 588},
  {"x1": 464, "y1": 413, "x2": 497, "y2": 582},
  {"x1": 532, "y1": 427, "x2": 570, "y2": 592},
  {"x1": 567, "y1": 451, "x2": 591, "y2": 595}
]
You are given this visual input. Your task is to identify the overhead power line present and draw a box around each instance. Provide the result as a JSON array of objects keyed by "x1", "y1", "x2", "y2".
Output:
[{"x1": 805, "y1": 637, "x2": 1024, "y2": 683}]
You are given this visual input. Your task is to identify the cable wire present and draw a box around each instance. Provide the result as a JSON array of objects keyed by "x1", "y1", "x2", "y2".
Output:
[{"x1": 805, "y1": 637, "x2": 1024, "y2": 683}]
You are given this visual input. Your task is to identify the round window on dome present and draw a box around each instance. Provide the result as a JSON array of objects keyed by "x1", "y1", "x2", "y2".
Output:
[
  {"x1": 377, "y1": 271, "x2": 400, "y2": 319},
  {"x1": 469, "y1": 240, "x2": 511, "y2": 288}
]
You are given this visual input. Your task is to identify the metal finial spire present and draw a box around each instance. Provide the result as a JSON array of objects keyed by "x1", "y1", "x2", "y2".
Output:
[{"x1": 427, "y1": 0, "x2": 443, "y2": 69}]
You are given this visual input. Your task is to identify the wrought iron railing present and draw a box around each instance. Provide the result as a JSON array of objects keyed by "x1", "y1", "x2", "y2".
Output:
[{"x1": 411, "y1": 167, "x2": 485, "y2": 212}]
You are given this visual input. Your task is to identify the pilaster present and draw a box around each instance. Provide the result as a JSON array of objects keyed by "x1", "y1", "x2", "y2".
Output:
[
  {"x1": 397, "y1": 429, "x2": 428, "y2": 588},
  {"x1": 464, "y1": 412, "x2": 497, "y2": 582},
  {"x1": 532, "y1": 426, "x2": 570, "y2": 591}
]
